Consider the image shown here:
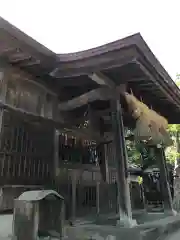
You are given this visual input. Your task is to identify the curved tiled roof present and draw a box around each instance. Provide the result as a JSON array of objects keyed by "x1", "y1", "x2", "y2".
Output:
[{"x1": 0, "y1": 17, "x2": 180, "y2": 123}]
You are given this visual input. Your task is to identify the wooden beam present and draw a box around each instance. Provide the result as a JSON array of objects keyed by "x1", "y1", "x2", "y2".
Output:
[
  {"x1": 89, "y1": 72, "x2": 127, "y2": 93},
  {"x1": 89, "y1": 72, "x2": 115, "y2": 88},
  {"x1": 58, "y1": 87, "x2": 113, "y2": 111},
  {"x1": 60, "y1": 127, "x2": 103, "y2": 142},
  {"x1": 58, "y1": 82, "x2": 128, "y2": 112},
  {"x1": 0, "y1": 101, "x2": 105, "y2": 142}
]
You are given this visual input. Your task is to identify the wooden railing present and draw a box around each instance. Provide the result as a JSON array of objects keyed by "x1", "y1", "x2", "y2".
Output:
[
  {"x1": 53, "y1": 167, "x2": 144, "y2": 220},
  {"x1": 54, "y1": 167, "x2": 118, "y2": 220}
]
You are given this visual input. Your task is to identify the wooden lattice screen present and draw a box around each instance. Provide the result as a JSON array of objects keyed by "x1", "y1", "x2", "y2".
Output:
[{"x1": 0, "y1": 110, "x2": 54, "y2": 185}]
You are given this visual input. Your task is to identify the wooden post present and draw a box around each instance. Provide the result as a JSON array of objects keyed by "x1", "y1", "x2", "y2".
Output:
[
  {"x1": 0, "y1": 67, "x2": 7, "y2": 183},
  {"x1": 104, "y1": 144, "x2": 110, "y2": 183},
  {"x1": 176, "y1": 131, "x2": 180, "y2": 166},
  {"x1": 96, "y1": 181, "x2": 100, "y2": 214},
  {"x1": 0, "y1": 108, "x2": 4, "y2": 199},
  {"x1": 71, "y1": 173, "x2": 76, "y2": 222},
  {"x1": 155, "y1": 147, "x2": 175, "y2": 214},
  {"x1": 97, "y1": 143, "x2": 109, "y2": 182},
  {"x1": 111, "y1": 97, "x2": 135, "y2": 226},
  {"x1": 54, "y1": 129, "x2": 60, "y2": 179},
  {"x1": 70, "y1": 170, "x2": 79, "y2": 224}
]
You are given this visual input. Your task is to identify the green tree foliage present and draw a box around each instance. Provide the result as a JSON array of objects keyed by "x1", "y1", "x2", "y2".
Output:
[
  {"x1": 125, "y1": 128, "x2": 141, "y2": 166},
  {"x1": 166, "y1": 75, "x2": 180, "y2": 165},
  {"x1": 126, "y1": 74, "x2": 180, "y2": 166},
  {"x1": 166, "y1": 125, "x2": 180, "y2": 164},
  {"x1": 126, "y1": 139, "x2": 141, "y2": 165},
  {"x1": 125, "y1": 74, "x2": 180, "y2": 165}
]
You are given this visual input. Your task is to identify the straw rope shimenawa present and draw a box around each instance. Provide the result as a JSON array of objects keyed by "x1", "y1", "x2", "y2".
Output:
[{"x1": 123, "y1": 92, "x2": 173, "y2": 147}]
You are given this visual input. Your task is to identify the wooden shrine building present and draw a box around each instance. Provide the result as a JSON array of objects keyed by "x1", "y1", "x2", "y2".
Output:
[{"x1": 0, "y1": 17, "x2": 180, "y2": 225}]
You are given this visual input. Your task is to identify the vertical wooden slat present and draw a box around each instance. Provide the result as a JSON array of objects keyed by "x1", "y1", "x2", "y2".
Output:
[
  {"x1": 24, "y1": 156, "x2": 27, "y2": 178},
  {"x1": 71, "y1": 170, "x2": 77, "y2": 222},
  {"x1": 0, "y1": 109, "x2": 4, "y2": 179},
  {"x1": 46, "y1": 163, "x2": 49, "y2": 178},
  {"x1": 12, "y1": 155, "x2": 15, "y2": 178},
  {"x1": 1, "y1": 154, "x2": 5, "y2": 177},
  {"x1": 18, "y1": 156, "x2": 21, "y2": 178},
  {"x1": 41, "y1": 162, "x2": 45, "y2": 179},
  {"x1": 37, "y1": 159, "x2": 40, "y2": 179},
  {"x1": 54, "y1": 129, "x2": 59, "y2": 179},
  {"x1": 7, "y1": 156, "x2": 10, "y2": 179},
  {"x1": 96, "y1": 182, "x2": 100, "y2": 214},
  {"x1": 33, "y1": 158, "x2": 36, "y2": 180},
  {"x1": 28, "y1": 157, "x2": 31, "y2": 178}
]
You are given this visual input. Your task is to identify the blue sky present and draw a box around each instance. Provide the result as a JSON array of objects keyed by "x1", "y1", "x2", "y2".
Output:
[{"x1": 0, "y1": 0, "x2": 179, "y2": 79}]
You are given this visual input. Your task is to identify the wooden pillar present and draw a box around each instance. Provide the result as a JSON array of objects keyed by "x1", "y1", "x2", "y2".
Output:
[
  {"x1": 176, "y1": 131, "x2": 180, "y2": 166},
  {"x1": 104, "y1": 144, "x2": 110, "y2": 183},
  {"x1": 155, "y1": 147, "x2": 174, "y2": 214},
  {"x1": 97, "y1": 143, "x2": 109, "y2": 182},
  {"x1": 70, "y1": 169, "x2": 82, "y2": 224},
  {"x1": 111, "y1": 98, "x2": 135, "y2": 226},
  {"x1": 0, "y1": 110, "x2": 4, "y2": 138},
  {"x1": 71, "y1": 171, "x2": 77, "y2": 222},
  {"x1": 173, "y1": 166, "x2": 180, "y2": 212},
  {"x1": 0, "y1": 108, "x2": 4, "y2": 186},
  {"x1": 0, "y1": 66, "x2": 7, "y2": 181},
  {"x1": 54, "y1": 129, "x2": 60, "y2": 179},
  {"x1": 96, "y1": 181, "x2": 100, "y2": 214}
]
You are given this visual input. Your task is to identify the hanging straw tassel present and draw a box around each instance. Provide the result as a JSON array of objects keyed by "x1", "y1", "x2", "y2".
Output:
[
  {"x1": 124, "y1": 92, "x2": 172, "y2": 147},
  {"x1": 124, "y1": 92, "x2": 152, "y2": 141},
  {"x1": 149, "y1": 109, "x2": 172, "y2": 146}
]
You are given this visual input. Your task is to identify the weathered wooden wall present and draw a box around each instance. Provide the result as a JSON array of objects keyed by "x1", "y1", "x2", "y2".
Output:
[
  {"x1": 4, "y1": 65, "x2": 58, "y2": 120},
  {"x1": 0, "y1": 64, "x2": 57, "y2": 186},
  {"x1": 0, "y1": 111, "x2": 54, "y2": 185}
]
